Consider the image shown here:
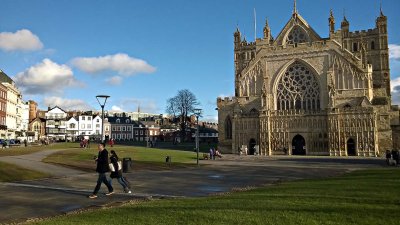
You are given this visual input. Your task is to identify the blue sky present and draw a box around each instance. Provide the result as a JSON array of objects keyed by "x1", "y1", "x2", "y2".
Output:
[{"x1": 0, "y1": 0, "x2": 399, "y2": 121}]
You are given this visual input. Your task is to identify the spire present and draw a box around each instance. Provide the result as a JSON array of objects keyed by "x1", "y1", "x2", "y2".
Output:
[
  {"x1": 329, "y1": 9, "x2": 335, "y2": 34},
  {"x1": 254, "y1": 8, "x2": 257, "y2": 42},
  {"x1": 263, "y1": 17, "x2": 271, "y2": 40},
  {"x1": 380, "y1": 0, "x2": 384, "y2": 16},
  {"x1": 293, "y1": 0, "x2": 297, "y2": 15},
  {"x1": 341, "y1": 8, "x2": 349, "y2": 25}
]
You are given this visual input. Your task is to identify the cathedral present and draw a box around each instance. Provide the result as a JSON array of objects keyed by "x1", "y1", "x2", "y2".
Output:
[{"x1": 217, "y1": 4, "x2": 400, "y2": 156}]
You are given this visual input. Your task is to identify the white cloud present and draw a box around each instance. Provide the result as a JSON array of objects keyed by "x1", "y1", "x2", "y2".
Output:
[
  {"x1": 0, "y1": 29, "x2": 43, "y2": 51},
  {"x1": 389, "y1": 44, "x2": 400, "y2": 61},
  {"x1": 111, "y1": 105, "x2": 124, "y2": 111},
  {"x1": 391, "y1": 77, "x2": 400, "y2": 93},
  {"x1": 106, "y1": 76, "x2": 123, "y2": 85},
  {"x1": 71, "y1": 53, "x2": 156, "y2": 76},
  {"x1": 14, "y1": 58, "x2": 83, "y2": 95},
  {"x1": 43, "y1": 97, "x2": 93, "y2": 111},
  {"x1": 109, "y1": 98, "x2": 159, "y2": 114}
]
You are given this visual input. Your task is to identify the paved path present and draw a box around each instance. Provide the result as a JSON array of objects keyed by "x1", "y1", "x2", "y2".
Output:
[
  {"x1": 0, "y1": 149, "x2": 84, "y2": 177},
  {"x1": 0, "y1": 151, "x2": 387, "y2": 224}
]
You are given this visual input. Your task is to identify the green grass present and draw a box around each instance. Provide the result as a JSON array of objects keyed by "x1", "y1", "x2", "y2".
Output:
[
  {"x1": 0, "y1": 161, "x2": 49, "y2": 182},
  {"x1": 0, "y1": 142, "x2": 82, "y2": 157},
  {"x1": 29, "y1": 168, "x2": 400, "y2": 225},
  {"x1": 43, "y1": 145, "x2": 199, "y2": 171}
]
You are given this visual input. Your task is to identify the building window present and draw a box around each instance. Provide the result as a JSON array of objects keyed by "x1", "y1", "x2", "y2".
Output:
[
  {"x1": 70, "y1": 124, "x2": 75, "y2": 129},
  {"x1": 82, "y1": 117, "x2": 85, "y2": 120},
  {"x1": 116, "y1": 119, "x2": 120, "y2": 123},
  {"x1": 225, "y1": 116, "x2": 232, "y2": 140},
  {"x1": 276, "y1": 61, "x2": 320, "y2": 111},
  {"x1": 353, "y1": 42, "x2": 358, "y2": 51},
  {"x1": 81, "y1": 124, "x2": 85, "y2": 129},
  {"x1": 371, "y1": 41, "x2": 375, "y2": 50},
  {"x1": 286, "y1": 26, "x2": 309, "y2": 45}
]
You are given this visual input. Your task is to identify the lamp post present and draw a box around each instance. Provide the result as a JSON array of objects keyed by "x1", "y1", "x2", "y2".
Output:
[
  {"x1": 96, "y1": 95, "x2": 110, "y2": 143},
  {"x1": 193, "y1": 108, "x2": 202, "y2": 166}
]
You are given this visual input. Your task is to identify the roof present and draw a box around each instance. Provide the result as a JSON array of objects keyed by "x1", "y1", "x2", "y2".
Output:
[
  {"x1": 106, "y1": 116, "x2": 138, "y2": 125},
  {"x1": 0, "y1": 69, "x2": 13, "y2": 84}
]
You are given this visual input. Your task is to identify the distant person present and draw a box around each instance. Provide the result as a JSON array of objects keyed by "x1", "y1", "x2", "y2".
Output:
[
  {"x1": 88, "y1": 143, "x2": 114, "y2": 199},
  {"x1": 109, "y1": 138, "x2": 114, "y2": 147},
  {"x1": 209, "y1": 148, "x2": 214, "y2": 160},
  {"x1": 109, "y1": 150, "x2": 131, "y2": 193},
  {"x1": 215, "y1": 148, "x2": 222, "y2": 158}
]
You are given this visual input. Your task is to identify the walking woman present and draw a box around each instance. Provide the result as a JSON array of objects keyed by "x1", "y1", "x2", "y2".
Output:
[{"x1": 109, "y1": 150, "x2": 131, "y2": 193}]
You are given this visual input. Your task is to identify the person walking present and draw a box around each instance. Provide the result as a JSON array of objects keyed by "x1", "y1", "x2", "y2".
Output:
[
  {"x1": 88, "y1": 143, "x2": 114, "y2": 199},
  {"x1": 109, "y1": 150, "x2": 131, "y2": 193}
]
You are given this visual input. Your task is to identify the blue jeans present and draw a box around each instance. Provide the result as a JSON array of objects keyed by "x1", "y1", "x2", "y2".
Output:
[
  {"x1": 110, "y1": 177, "x2": 129, "y2": 191},
  {"x1": 93, "y1": 173, "x2": 113, "y2": 195}
]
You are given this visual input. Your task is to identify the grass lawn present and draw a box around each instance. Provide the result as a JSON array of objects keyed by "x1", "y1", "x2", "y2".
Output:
[
  {"x1": 0, "y1": 142, "x2": 82, "y2": 157},
  {"x1": 29, "y1": 168, "x2": 400, "y2": 225},
  {"x1": 43, "y1": 145, "x2": 199, "y2": 171},
  {"x1": 0, "y1": 161, "x2": 49, "y2": 182}
]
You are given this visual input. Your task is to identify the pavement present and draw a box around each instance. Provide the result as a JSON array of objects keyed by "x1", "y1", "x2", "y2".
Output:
[{"x1": 0, "y1": 151, "x2": 388, "y2": 224}]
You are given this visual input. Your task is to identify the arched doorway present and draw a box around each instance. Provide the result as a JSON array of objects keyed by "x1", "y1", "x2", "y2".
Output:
[
  {"x1": 292, "y1": 135, "x2": 306, "y2": 155},
  {"x1": 248, "y1": 139, "x2": 256, "y2": 155},
  {"x1": 347, "y1": 138, "x2": 356, "y2": 156}
]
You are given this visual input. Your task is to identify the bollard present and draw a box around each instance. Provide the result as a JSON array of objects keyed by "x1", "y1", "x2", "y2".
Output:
[
  {"x1": 122, "y1": 157, "x2": 132, "y2": 173},
  {"x1": 165, "y1": 156, "x2": 171, "y2": 165}
]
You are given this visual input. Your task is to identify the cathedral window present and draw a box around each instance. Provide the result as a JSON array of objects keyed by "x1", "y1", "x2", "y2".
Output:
[
  {"x1": 286, "y1": 26, "x2": 309, "y2": 45},
  {"x1": 277, "y1": 62, "x2": 320, "y2": 111},
  {"x1": 225, "y1": 116, "x2": 232, "y2": 140},
  {"x1": 370, "y1": 41, "x2": 375, "y2": 50},
  {"x1": 353, "y1": 42, "x2": 358, "y2": 52}
]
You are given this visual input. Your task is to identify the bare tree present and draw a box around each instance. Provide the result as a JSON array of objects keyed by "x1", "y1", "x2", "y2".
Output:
[{"x1": 166, "y1": 89, "x2": 199, "y2": 142}]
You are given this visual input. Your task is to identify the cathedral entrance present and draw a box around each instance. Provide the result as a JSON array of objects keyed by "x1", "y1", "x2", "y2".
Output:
[
  {"x1": 248, "y1": 139, "x2": 256, "y2": 155},
  {"x1": 292, "y1": 135, "x2": 306, "y2": 155},
  {"x1": 347, "y1": 138, "x2": 356, "y2": 156}
]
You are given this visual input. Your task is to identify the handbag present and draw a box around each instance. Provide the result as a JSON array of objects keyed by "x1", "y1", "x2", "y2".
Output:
[
  {"x1": 109, "y1": 161, "x2": 122, "y2": 172},
  {"x1": 109, "y1": 163, "x2": 115, "y2": 172}
]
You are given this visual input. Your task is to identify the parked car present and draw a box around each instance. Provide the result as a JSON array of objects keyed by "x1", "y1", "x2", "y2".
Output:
[{"x1": 0, "y1": 139, "x2": 8, "y2": 148}]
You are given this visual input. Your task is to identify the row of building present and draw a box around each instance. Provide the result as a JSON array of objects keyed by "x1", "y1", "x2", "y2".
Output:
[
  {"x1": 31, "y1": 105, "x2": 218, "y2": 144},
  {"x1": 0, "y1": 69, "x2": 218, "y2": 144}
]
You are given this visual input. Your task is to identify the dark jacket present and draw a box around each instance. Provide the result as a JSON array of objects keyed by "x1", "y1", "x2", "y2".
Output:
[
  {"x1": 96, "y1": 149, "x2": 110, "y2": 173},
  {"x1": 110, "y1": 155, "x2": 122, "y2": 178}
]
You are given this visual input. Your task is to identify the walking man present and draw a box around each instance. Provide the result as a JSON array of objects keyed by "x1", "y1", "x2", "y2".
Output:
[{"x1": 88, "y1": 142, "x2": 114, "y2": 198}]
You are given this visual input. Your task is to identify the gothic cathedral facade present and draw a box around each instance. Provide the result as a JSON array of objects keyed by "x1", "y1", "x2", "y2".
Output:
[{"x1": 217, "y1": 7, "x2": 400, "y2": 156}]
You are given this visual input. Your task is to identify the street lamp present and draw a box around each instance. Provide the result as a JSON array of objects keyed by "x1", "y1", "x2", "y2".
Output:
[
  {"x1": 193, "y1": 108, "x2": 202, "y2": 166},
  {"x1": 96, "y1": 95, "x2": 110, "y2": 143}
]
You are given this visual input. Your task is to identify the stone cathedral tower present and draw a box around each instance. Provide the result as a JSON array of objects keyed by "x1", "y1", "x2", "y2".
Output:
[{"x1": 217, "y1": 4, "x2": 399, "y2": 157}]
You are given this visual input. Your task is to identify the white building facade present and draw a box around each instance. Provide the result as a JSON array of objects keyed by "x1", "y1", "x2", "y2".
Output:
[{"x1": 3, "y1": 82, "x2": 21, "y2": 139}]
